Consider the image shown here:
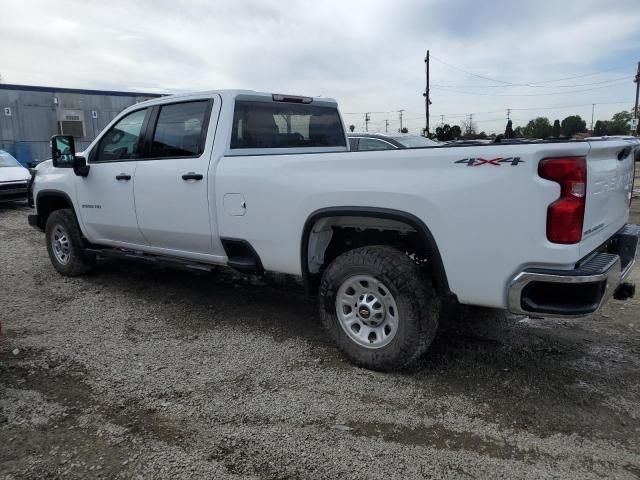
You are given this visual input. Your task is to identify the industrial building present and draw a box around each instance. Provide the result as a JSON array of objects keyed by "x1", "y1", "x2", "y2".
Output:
[{"x1": 0, "y1": 83, "x2": 162, "y2": 166}]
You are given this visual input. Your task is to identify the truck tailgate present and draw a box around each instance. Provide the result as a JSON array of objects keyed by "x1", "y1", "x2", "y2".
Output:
[{"x1": 580, "y1": 140, "x2": 636, "y2": 257}]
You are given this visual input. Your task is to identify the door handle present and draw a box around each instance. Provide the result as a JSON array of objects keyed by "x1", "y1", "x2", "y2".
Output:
[
  {"x1": 115, "y1": 173, "x2": 131, "y2": 181},
  {"x1": 182, "y1": 172, "x2": 203, "y2": 181}
]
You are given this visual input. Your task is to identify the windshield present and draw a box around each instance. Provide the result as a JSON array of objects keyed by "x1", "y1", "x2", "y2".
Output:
[
  {"x1": 391, "y1": 136, "x2": 439, "y2": 148},
  {"x1": 0, "y1": 151, "x2": 21, "y2": 167}
]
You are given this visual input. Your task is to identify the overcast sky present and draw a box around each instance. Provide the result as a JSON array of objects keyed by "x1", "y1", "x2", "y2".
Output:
[{"x1": 2, "y1": 0, "x2": 639, "y2": 134}]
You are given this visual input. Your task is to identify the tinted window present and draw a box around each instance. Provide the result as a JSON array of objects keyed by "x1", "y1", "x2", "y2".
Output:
[
  {"x1": 231, "y1": 101, "x2": 346, "y2": 149},
  {"x1": 357, "y1": 138, "x2": 395, "y2": 151},
  {"x1": 95, "y1": 109, "x2": 147, "y2": 162},
  {"x1": 348, "y1": 137, "x2": 358, "y2": 150},
  {"x1": 150, "y1": 101, "x2": 209, "y2": 158}
]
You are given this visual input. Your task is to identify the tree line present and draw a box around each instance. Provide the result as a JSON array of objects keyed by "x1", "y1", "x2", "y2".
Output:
[{"x1": 431, "y1": 109, "x2": 638, "y2": 141}]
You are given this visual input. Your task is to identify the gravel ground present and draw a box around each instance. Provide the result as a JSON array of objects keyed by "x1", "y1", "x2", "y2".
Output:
[{"x1": 1, "y1": 187, "x2": 640, "y2": 479}]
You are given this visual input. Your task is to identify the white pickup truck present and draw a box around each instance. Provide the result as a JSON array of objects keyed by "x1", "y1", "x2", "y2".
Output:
[{"x1": 28, "y1": 90, "x2": 640, "y2": 370}]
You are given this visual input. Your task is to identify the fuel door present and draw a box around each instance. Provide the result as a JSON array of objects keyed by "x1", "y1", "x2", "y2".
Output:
[{"x1": 223, "y1": 193, "x2": 247, "y2": 216}]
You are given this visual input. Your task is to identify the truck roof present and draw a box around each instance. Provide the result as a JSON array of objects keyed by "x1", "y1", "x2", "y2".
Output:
[{"x1": 133, "y1": 89, "x2": 338, "y2": 108}]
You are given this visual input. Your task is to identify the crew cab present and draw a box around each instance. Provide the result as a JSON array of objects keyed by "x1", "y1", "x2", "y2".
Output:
[{"x1": 28, "y1": 90, "x2": 639, "y2": 370}]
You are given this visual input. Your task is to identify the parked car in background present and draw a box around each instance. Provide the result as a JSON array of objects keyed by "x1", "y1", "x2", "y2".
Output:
[
  {"x1": 0, "y1": 150, "x2": 31, "y2": 203},
  {"x1": 348, "y1": 132, "x2": 439, "y2": 151}
]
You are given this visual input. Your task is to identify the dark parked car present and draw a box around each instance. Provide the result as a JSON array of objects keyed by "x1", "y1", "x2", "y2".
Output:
[{"x1": 348, "y1": 133, "x2": 439, "y2": 151}]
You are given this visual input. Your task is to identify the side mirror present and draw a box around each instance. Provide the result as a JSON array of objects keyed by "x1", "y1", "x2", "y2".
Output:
[
  {"x1": 51, "y1": 135, "x2": 89, "y2": 177},
  {"x1": 51, "y1": 135, "x2": 76, "y2": 168},
  {"x1": 73, "y1": 155, "x2": 90, "y2": 177}
]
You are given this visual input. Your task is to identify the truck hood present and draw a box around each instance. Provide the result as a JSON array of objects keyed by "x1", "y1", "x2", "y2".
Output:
[{"x1": 0, "y1": 166, "x2": 31, "y2": 182}]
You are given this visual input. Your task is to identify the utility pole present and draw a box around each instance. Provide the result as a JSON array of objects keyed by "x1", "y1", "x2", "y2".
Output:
[
  {"x1": 634, "y1": 62, "x2": 640, "y2": 135},
  {"x1": 590, "y1": 103, "x2": 595, "y2": 133},
  {"x1": 385, "y1": 119, "x2": 389, "y2": 133},
  {"x1": 364, "y1": 112, "x2": 370, "y2": 132},
  {"x1": 440, "y1": 114, "x2": 444, "y2": 126},
  {"x1": 423, "y1": 50, "x2": 430, "y2": 136},
  {"x1": 398, "y1": 109, "x2": 405, "y2": 133},
  {"x1": 507, "y1": 109, "x2": 511, "y2": 121},
  {"x1": 466, "y1": 113, "x2": 474, "y2": 136}
]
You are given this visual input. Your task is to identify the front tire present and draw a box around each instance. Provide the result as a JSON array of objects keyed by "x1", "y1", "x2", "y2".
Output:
[
  {"x1": 45, "y1": 209, "x2": 94, "y2": 276},
  {"x1": 318, "y1": 246, "x2": 441, "y2": 371}
]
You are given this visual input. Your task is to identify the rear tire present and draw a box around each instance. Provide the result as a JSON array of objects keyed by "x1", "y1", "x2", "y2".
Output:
[
  {"x1": 318, "y1": 245, "x2": 441, "y2": 371},
  {"x1": 45, "y1": 209, "x2": 94, "y2": 276}
]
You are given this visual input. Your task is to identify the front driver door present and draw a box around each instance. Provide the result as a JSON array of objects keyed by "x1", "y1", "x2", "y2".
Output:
[{"x1": 75, "y1": 108, "x2": 149, "y2": 246}]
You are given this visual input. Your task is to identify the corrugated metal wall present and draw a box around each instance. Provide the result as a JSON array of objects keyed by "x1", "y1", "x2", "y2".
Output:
[{"x1": 0, "y1": 85, "x2": 159, "y2": 165}]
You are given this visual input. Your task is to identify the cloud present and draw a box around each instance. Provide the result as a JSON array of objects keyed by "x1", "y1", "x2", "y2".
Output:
[{"x1": 1, "y1": 0, "x2": 639, "y2": 133}]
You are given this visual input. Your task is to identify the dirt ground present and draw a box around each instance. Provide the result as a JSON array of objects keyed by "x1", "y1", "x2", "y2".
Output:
[{"x1": 1, "y1": 178, "x2": 640, "y2": 479}]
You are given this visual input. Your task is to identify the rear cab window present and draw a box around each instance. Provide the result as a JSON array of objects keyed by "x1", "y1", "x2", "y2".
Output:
[{"x1": 230, "y1": 95, "x2": 346, "y2": 152}]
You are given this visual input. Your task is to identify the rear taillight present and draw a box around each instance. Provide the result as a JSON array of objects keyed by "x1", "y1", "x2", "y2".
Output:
[{"x1": 538, "y1": 156, "x2": 586, "y2": 244}]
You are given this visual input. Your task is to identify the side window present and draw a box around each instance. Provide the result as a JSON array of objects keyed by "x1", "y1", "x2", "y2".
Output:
[
  {"x1": 149, "y1": 101, "x2": 209, "y2": 158},
  {"x1": 348, "y1": 137, "x2": 358, "y2": 150},
  {"x1": 95, "y1": 109, "x2": 147, "y2": 162},
  {"x1": 357, "y1": 138, "x2": 395, "y2": 151}
]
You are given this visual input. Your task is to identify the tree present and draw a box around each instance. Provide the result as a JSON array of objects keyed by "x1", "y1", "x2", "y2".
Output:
[
  {"x1": 476, "y1": 131, "x2": 487, "y2": 139},
  {"x1": 349, "y1": 124, "x2": 355, "y2": 132},
  {"x1": 513, "y1": 126, "x2": 523, "y2": 138},
  {"x1": 590, "y1": 110, "x2": 637, "y2": 136},
  {"x1": 435, "y1": 124, "x2": 450, "y2": 141},
  {"x1": 523, "y1": 117, "x2": 552, "y2": 139},
  {"x1": 608, "y1": 111, "x2": 633, "y2": 134},
  {"x1": 400, "y1": 127, "x2": 408, "y2": 134},
  {"x1": 435, "y1": 124, "x2": 462, "y2": 141},
  {"x1": 552, "y1": 119, "x2": 561, "y2": 137},
  {"x1": 560, "y1": 115, "x2": 586, "y2": 137},
  {"x1": 504, "y1": 120, "x2": 513, "y2": 139},
  {"x1": 461, "y1": 119, "x2": 476, "y2": 139},
  {"x1": 593, "y1": 120, "x2": 608, "y2": 136}
]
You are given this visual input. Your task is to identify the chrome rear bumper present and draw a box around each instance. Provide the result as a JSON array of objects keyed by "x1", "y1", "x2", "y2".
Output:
[{"x1": 508, "y1": 224, "x2": 639, "y2": 317}]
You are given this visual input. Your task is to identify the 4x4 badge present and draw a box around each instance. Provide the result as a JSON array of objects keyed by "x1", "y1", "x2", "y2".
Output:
[{"x1": 455, "y1": 157, "x2": 523, "y2": 166}]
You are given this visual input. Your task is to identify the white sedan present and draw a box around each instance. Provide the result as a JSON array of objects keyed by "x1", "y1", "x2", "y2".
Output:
[{"x1": 0, "y1": 150, "x2": 31, "y2": 203}]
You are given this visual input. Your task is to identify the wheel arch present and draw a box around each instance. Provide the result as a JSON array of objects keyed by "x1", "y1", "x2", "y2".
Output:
[
  {"x1": 35, "y1": 190, "x2": 80, "y2": 230},
  {"x1": 300, "y1": 206, "x2": 452, "y2": 297}
]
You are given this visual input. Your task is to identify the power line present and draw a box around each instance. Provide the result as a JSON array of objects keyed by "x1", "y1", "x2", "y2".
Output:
[
  {"x1": 528, "y1": 67, "x2": 636, "y2": 85},
  {"x1": 432, "y1": 76, "x2": 633, "y2": 89},
  {"x1": 430, "y1": 54, "x2": 517, "y2": 85},
  {"x1": 431, "y1": 79, "x2": 629, "y2": 96},
  {"x1": 342, "y1": 110, "x2": 395, "y2": 115},
  {"x1": 430, "y1": 53, "x2": 635, "y2": 87}
]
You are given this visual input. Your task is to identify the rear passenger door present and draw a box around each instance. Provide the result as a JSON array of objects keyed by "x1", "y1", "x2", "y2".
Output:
[{"x1": 133, "y1": 97, "x2": 222, "y2": 258}]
